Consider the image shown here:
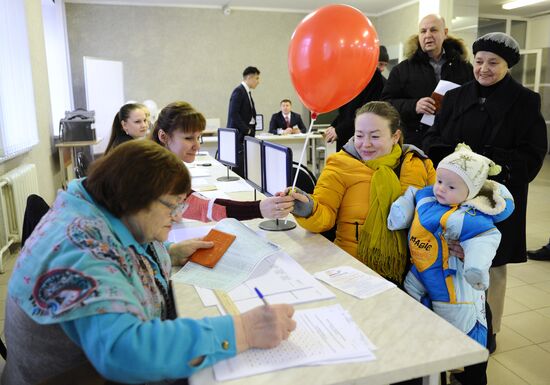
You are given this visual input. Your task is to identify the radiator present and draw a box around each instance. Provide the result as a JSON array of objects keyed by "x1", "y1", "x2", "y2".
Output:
[{"x1": 0, "y1": 164, "x2": 40, "y2": 272}]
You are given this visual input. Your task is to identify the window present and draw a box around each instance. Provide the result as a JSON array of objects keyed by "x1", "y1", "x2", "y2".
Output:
[
  {"x1": 0, "y1": 0, "x2": 39, "y2": 161},
  {"x1": 42, "y1": 0, "x2": 73, "y2": 137}
]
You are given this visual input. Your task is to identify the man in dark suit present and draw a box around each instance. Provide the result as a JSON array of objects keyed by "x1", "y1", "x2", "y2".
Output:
[
  {"x1": 269, "y1": 99, "x2": 307, "y2": 134},
  {"x1": 227, "y1": 66, "x2": 260, "y2": 177}
]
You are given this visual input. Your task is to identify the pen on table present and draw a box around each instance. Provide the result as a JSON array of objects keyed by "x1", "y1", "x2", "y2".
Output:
[{"x1": 254, "y1": 287, "x2": 269, "y2": 306}]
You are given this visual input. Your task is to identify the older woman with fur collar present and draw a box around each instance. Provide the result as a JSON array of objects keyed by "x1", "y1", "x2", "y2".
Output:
[{"x1": 381, "y1": 14, "x2": 473, "y2": 148}]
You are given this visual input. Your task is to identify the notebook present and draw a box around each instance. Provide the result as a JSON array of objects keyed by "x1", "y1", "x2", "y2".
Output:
[{"x1": 190, "y1": 229, "x2": 236, "y2": 268}]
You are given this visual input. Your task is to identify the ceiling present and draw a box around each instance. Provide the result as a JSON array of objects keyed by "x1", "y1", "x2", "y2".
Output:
[{"x1": 67, "y1": 0, "x2": 550, "y2": 18}]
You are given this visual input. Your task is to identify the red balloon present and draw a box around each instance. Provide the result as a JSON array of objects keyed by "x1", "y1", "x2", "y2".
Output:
[{"x1": 288, "y1": 5, "x2": 379, "y2": 115}]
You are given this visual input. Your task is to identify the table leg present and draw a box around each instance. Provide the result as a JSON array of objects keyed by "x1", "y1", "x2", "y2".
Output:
[
  {"x1": 58, "y1": 148, "x2": 67, "y2": 189},
  {"x1": 422, "y1": 373, "x2": 440, "y2": 385},
  {"x1": 311, "y1": 137, "x2": 317, "y2": 176}
]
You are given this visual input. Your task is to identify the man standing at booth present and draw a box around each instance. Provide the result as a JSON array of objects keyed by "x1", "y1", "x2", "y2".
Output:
[{"x1": 227, "y1": 66, "x2": 260, "y2": 177}]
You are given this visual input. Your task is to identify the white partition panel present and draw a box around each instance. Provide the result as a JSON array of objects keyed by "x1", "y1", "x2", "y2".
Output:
[
  {"x1": 264, "y1": 145, "x2": 290, "y2": 196},
  {"x1": 245, "y1": 138, "x2": 262, "y2": 190},
  {"x1": 83, "y1": 57, "x2": 124, "y2": 154}
]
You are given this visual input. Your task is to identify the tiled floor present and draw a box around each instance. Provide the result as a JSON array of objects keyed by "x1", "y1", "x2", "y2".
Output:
[
  {"x1": 0, "y1": 156, "x2": 549, "y2": 383},
  {"x1": 486, "y1": 154, "x2": 550, "y2": 385}
]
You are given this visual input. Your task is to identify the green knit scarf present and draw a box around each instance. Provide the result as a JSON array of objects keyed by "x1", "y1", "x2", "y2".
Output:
[{"x1": 357, "y1": 145, "x2": 408, "y2": 283}]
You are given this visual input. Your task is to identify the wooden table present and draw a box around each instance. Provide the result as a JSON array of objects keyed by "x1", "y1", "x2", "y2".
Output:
[
  {"x1": 55, "y1": 138, "x2": 102, "y2": 188},
  {"x1": 172, "y1": 155, "x2": 488, "y2": 385}
]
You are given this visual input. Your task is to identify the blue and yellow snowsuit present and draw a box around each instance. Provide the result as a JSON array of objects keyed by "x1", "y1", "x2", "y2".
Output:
[{"x1": 388, "y1": 181, "x2": 514, "y2": 346}]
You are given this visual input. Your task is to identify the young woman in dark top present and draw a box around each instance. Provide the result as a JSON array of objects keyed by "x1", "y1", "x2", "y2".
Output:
[{"x1": 105, "y1": 103, "x2": 149, "y2": 155}]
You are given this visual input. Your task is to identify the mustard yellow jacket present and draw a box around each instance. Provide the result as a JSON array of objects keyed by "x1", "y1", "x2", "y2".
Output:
[{"x1": 296, "y1": 146, "x2": 436, "y2": 258}]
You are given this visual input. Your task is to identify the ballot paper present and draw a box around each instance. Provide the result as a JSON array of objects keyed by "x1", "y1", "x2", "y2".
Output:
[
  {"x1": 213, "y1": 304, "x2": 376, "y2": 381},
  {"x1": 420, "y1": 80, "x2": 460, "y2": 126},
  {"x1": 314, "y1": 266, "x2": 396, "y2": 299},
  {"x1": 195, "y1": 251, "x2": 335, "y2": 313},
  {"x1": 170, "y1": 218, "x2": 280, "y2": 291}
]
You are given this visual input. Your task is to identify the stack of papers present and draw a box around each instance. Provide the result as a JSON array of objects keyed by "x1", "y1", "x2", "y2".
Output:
[
  {"x1": 314, "y1": 266, "x2": 395, "y2": 299},
  {"x1": 213, "y1": 304, "x2": 376, "y2": 381},
  {"x1": 170, "y1": 218, "x2": 280, "y2": 291}
]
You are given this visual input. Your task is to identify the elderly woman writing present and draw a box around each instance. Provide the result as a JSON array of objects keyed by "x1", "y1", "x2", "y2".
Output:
[
  {"x1": 290, "y1": 101, "x2": 436, "y2": 284},
  {"x1": 2, "y1": 141, "x2": 295, "y2": 384}
]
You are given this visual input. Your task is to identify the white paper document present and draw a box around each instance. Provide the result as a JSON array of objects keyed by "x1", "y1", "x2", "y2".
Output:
[
  {"x1": 167, "y1": 225, "x2": 212, "y2": 244},
  {"x1": 170, "y1": 218, "x2": 280, "y2": 291},
  {"x1": 216, "y1": 179, "x2": 255, "y2": 193},
  {"x1": 196, "y1": 190, "x2": 231, "y2": 200},
  {"x1": 213, "y1": 304, "x2": 376, "y2": 381},
  {"x1": 314, "y1": 266, "x2": 396, "y2": 299},
  {"x1": 420, "y1": 79, "x2": 460, "y2": 126},
  {"x1": 195, "y1": 252, "x2": 335, "y2": 313},
  {"x1": 189, "y1": 167, "x2": 211, "y2": 178},
  {"x1": 190, "y1": 177, "x2": 217, "y2": 193}
]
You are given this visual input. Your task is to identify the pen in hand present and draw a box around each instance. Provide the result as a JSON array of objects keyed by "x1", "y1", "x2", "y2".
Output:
[{"x1": 254, "y1": 287, "x2": 269, "y2": 306}]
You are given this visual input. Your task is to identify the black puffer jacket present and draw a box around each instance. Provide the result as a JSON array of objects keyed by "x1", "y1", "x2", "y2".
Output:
[
  {"x1": 381, "y1": 35, "x2": 473, "y2": 148},
  {"x1": 331, "y1": 69, "x2": 385, "y2": 151},
  {"x1": 423, "y1": 75, "x2": 548, "y2": 266}
]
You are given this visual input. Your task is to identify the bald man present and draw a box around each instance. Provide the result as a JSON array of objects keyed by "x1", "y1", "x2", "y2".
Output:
[{"x1": 381, "y1": 14, "x2": 473, "y2": 148}]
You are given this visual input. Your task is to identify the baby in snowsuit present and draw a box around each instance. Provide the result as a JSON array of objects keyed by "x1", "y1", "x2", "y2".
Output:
[{"x1": 388, "y1": 143, "x2": 514, "y2": 346}]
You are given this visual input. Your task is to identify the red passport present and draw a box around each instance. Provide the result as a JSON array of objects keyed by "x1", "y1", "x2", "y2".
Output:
[{"x1": 190, "y1": 229, "x2": 236, "y2": 268}]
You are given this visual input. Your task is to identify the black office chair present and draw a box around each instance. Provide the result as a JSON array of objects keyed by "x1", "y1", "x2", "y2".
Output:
[
  {"x1": 0, "y1": 194, "x2": 51, "y2": 361},
  {"x1": 289, "y1": 163, "x2": 336, "y2": 241},
  {"x1": 291, "y1": 162, "x2": 317, "y2": 194},
  {"x1": 21, "y1": 194, "x2": 50, "y2": 247}
]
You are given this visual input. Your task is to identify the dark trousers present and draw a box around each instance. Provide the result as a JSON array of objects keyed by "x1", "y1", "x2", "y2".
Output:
[
  {"x1": 393, "y1": 303, "x2": 492, "y2": 385},
  {"x1": 450, "y1": 303, "x2": 492, "y2": 385},
  {"x1": 233, "y1": 148, "x2": 245, "y2": 178}
]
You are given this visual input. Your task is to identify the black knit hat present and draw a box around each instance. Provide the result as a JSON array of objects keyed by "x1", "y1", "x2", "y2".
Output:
[
  {"x1": 379, "y1": 45, "x2": 389, "y2": 63},
  {"x1": 472, "y1": 32, "x2": 520, "y2": 68}
]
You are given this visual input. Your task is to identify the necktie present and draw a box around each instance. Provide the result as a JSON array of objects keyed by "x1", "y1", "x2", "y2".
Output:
[
  {"x1": 285, "y1": 115, "x2": 290, "y2": 128},
  {"x1": 249, "y1": 91, "x2": 255, "y2": 111},
  {"x1": 248, "y1": 91, "x2": 256, "y2": 126}
]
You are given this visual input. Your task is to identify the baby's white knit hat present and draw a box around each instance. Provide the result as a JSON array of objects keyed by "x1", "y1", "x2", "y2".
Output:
[{"x1": 437, "y1": 143, "x2": 501, "y2": 200}]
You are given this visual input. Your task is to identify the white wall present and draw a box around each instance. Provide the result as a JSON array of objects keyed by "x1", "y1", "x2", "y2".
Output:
[
  {"x1": 527, "y1": 14, "x2": 550, "y2": 49},
  {"x1": 65, "y1": 4, "x2": 310, "y2": 127},
  {"x1": 372, "y1": 3, "x2": 419, "y2": 60}
]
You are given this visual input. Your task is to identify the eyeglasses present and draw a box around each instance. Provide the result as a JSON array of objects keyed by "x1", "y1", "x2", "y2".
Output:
[{"x1": 158, "y1": 198, "x2": 189, "y2": 218}]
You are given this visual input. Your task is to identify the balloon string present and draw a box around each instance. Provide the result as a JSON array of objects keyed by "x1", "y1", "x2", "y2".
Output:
[{"x1": 285, "y1": 116, "x2": 316, "y2": 224}]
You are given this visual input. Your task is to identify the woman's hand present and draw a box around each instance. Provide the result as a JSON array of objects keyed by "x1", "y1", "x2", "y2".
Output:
[
  {"x1": 169, "y1": 238, "x2": 214, "y2": 266},
  {"x1": 233, "y1": 304, "x2": 296, "y2": 352},
  {"x1": 260, "y1": 194, "x2": 295, "y2": 219},
  {"x1": 285, "y1": 187, "x2": 313, "y2": 217},
  {"x1": 447, "y1": 240, "x2": 464, "y2": 261}
]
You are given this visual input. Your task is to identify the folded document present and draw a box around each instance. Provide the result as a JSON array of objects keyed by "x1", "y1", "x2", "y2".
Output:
[{"x1": 314, "y1": 265, "x2": 395, "y2": 299}]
